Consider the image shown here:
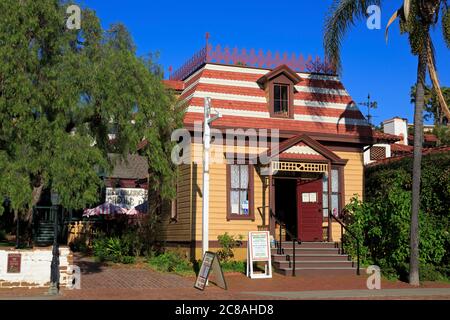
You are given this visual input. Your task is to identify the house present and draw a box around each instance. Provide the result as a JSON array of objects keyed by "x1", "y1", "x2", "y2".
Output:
[
  {"x1": 103, "y1": 153, "x2": 149, "y2": 210},
  {"x1": 364, "y1": 117, "x2": 440, "y2": 165},
  {"x1": 160, "y1": 43, "x2": 380, "y2": 274}
]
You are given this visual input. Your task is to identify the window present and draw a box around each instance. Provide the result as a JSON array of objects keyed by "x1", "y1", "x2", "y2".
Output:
[
  {"x1": 274, "y1": 84, "x2": 289, "y2": 114},
  {"x1": 227, "y1": 164, "x2": 254, "y2": 220},
  {"x1": 322, "y1": 168, "x2": 343, "y2": 218}
]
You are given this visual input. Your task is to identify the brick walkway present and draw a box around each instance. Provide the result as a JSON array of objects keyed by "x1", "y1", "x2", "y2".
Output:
[{"x1": 1, "y1": 255, "x2": 449, "y2": 300}]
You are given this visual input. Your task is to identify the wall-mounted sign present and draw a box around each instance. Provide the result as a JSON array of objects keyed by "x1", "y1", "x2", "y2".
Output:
[
  {"x1": 194, "y1": 252, "x2": 227, "y2": 291},
  {"x1": 7, "y1": 254, "x2": 21, "y2": 273},
  {"x1": 246, "y1": 231, "x2": 272, "y2": 279},
  {"x1": 105, "y1": 188, "x2": 147, "y2": 209}
]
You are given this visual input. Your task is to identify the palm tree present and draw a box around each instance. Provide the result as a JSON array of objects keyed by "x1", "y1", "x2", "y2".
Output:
[{"x1": 324, "y1": 0, "x2": 449, "y2": 286}]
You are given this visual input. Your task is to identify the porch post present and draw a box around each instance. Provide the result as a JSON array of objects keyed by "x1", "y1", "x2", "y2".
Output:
[
  {"x1": 327, "y1": 161, "x2": 333, "y2": 242},
  {"x1": 269, "y1": 175, "x2": 275, "y2": 237}
]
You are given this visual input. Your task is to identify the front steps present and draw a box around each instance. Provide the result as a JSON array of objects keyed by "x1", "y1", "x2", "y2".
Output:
[
  {"x1": 34, "y1": 222, "x2": 55, "y2": 246},
  {"x1": 271, "y1": 242, "x2": 360, "y2": 276}
]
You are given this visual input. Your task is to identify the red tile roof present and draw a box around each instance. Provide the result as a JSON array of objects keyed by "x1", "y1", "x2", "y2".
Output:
[
  {"x1": 367, "y1": 146, "x2": 450, "y2": 167},
  {"x1": 408, "y1": 134, "x2": 439, "y2": 143},
  {"x1": 373, "y1": 131, "x2": 402, "y2": 143},
  {"x1": 390, "y1": 143, "x2": 414, "y2": 153}
]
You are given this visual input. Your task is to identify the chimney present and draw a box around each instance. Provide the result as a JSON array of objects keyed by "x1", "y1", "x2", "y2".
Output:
[{"x1": 383, "y1": 117, "x2": 408, "y2": 145}]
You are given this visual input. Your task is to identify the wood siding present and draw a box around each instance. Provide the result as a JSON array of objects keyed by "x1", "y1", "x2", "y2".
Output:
[
  {"x1": 159, "y1": 146, "x2": 363, "y2": 257},
  {"x1": 335, "y1": 151, "x2": 364, "y2": 203},
  {"x1": 158, "y1": 163, "x2": 192, "y2": 242}
]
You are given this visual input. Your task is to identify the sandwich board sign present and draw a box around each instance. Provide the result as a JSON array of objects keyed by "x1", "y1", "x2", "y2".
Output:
[
  {"x1": 246, "y1": 231, "x2": 272, "y2": 279},
  {"x1": 194, "y1": 251, "x2": 227, "y2": 291}
]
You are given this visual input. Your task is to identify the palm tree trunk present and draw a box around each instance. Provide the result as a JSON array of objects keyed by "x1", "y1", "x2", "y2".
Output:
[{"x1": 409, "y1": 35, "x2": 428, "y2": 287}]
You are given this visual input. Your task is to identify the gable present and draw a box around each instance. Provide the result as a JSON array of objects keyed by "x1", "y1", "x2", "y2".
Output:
[{"x1": 267, "y1": 134, "x2": 347, "y2": 164}]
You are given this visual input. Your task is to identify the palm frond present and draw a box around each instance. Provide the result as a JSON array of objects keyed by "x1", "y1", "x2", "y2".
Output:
[
  {"x1": 323, "y1": 0, "x2": 381, "y2": 74},
  {"x1": 404, "y1": 0, "x2": 412, "y2": 20},
  {"x1": 427, "y1": 37, "x2": 450, "y2": 120},
  {"x1": 386, "y1": 7, "x2": 404, "y2": 43},
  {"x1": 443, "y1": 4, "x2": 450, "y2": 48}
]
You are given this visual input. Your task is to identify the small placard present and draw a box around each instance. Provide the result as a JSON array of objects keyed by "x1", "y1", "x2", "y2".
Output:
[
  {"x1": 7, "y1": 253, "x2": 21, "y2": 273},
  {"x1": 194, "y1": 252, "x2": 227, "y2": 291},
  {"x1": 249, "y1": 232, "x2": 270, "y2": 261},
  {"x1": 246, "y1": 231, "x2": 272, "y2": 279}
]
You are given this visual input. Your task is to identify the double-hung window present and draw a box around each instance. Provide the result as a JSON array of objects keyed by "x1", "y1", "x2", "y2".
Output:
[
  {"x1": 273, "y1": 84, "x2": 289, "y2": 114},
  {"x1": 227, "y1": 164, "x2": 254, "y2": 220}
]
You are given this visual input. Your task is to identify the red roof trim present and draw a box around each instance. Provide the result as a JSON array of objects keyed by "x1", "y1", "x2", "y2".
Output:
[
  {"x1": 256, "y1": 64, "x2": 302, "y2": 86},
  {"x1": 163, "y1": 80, "x2": 185, "y2": 91},
  {"x1": 264, "y1": 134, "x2": 347, "y2": 165}
]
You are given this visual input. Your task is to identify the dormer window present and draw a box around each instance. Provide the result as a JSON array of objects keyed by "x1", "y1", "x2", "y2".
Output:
[
  {"x1": 257, "y1": 64, "x2": 302, "y2": 119},
  {"x1": 274, "y1": 84, "x2": 289, "y2": 114}
]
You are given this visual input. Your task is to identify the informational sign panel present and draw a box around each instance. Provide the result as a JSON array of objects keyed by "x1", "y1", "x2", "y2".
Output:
[
  {"x1": 7, "y1": 254, "x2": 21, "y2": 273},
  {"x1": 105, "y1": 188, "x2": 147, "y2": 209},
  {"x1": 194, "y1": 252, "x2": 227, "y2": 291},
  {"x1": 246, "y1": 231, "x2": 272, "y2": 279}
]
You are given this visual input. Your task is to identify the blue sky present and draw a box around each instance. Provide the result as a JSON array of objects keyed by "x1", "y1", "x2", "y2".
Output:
[{"x1": 83, "y1": 0, "x2": 449, "y2": 125}]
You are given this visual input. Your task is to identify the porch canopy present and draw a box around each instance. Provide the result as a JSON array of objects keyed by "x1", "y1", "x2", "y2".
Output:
[{"x1": 259, "y1": 134, "x2": 347, "y2": 175}]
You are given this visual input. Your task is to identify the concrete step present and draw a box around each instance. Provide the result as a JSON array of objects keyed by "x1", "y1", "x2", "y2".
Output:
[
  {"x1": 275, "y1": 267, "x2": 362, "y2": 277},
  {"x1": 271, "y1": 254, "x2": 350, "y2": 262},
  {"x1": 273, "y1": 260, "x2": 354, "y2": 269},
  {"x1": 276, "y1": 242, "x2": 337, "y2": 249},
  {"x1": 271, "y1": 247, "x2": 340, "y2": 255}
]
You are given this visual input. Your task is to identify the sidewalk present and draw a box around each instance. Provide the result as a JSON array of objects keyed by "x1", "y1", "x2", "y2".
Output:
[{"x1": 1, "y1": 258, "x2": 449, "y2": 300}]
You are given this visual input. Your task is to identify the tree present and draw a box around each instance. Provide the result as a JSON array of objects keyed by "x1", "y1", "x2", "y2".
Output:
[
  {"x1": 0, "y1": 1, "x2": 181, "y2": 235},
  {"x1": 324, "y1": 0, "x2": 449, "y2": 286},
  {"x1": 410, "y1": 84, "x2": 450, "y2": 125}
]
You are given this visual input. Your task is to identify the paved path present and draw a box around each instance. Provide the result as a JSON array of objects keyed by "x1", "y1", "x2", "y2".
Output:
[
  {"x1": 242, "y1": 288, "x2": 450, "y2": 300},
  {"x1": 1, "y1": 254, "x2": 449, "y2": 300}
]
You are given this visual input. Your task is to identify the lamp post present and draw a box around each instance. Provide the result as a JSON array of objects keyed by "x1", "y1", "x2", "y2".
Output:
[
  {"x1": 202, "y1": 97, "x2": 221, "y2": 257},
  {"x1": 48, "y1": 190, "x2": 60, "y2": 295}
]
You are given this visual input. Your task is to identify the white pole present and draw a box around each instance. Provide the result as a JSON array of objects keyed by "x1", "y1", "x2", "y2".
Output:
[{"x1": 202, "y1": 97, "x2": 211, "y2": 257}]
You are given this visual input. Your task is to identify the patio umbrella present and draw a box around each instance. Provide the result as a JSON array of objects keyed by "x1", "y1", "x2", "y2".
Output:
[
  {"x1": 127, "y1": 201, "x2": 148, "y2": 215},
  {"x1": 83, "y1": 202, "x2": 128, "y2": 218}
]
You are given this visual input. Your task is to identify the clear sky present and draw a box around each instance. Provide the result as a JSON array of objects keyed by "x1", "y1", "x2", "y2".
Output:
[{"x1": 83, "y1": 0, "x2": 449, "y2": 126}]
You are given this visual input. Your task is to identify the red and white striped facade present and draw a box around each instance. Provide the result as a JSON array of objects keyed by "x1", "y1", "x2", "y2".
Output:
[{"x1": 175, "y1": 63, "x2": 373, "y2": 140}]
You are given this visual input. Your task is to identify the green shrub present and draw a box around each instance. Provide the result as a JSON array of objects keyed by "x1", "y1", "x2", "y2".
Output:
[
  {"x1": 220, "y1": 260, "x2": 246, "y2": 273},
  {"x1": 343, "y1": 151, "x2": 450, "y2": 281},
  {"x1": 121, "y1": 256, "x2": 136, "y2": 264},
  {"x1": 147, "y1": 251, "x2": 192, "y2": 273},
  {"x1": 121, "y1": 231, "x2": 143, "y2": 257},
  {"x1": 93, "y1": 235, "x2": 132, "y2": 263},
  {"x1": 216, "y1": 233, "x2": 243, "y2": 262},
  {"x1": 0, "y1": 229, "x2": 6, "y2": 241}
]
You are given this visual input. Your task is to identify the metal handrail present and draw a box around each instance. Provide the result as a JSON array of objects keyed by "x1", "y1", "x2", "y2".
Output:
[
  {"x1": 270, "y1": 209, "x2": 299, "y2": 276},
  {"x1": 328, "y1": 210, "x2": 360, "y2": 275}
]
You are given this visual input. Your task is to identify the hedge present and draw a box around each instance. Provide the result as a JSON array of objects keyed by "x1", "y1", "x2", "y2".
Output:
[{"x1": 343, "y1": 151, "x2": 450, "y2": 281}]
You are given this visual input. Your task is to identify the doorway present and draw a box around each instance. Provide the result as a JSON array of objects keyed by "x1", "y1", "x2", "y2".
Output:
[{"x1": 274, "y1": 179, "x2": 297, "y2": 239}]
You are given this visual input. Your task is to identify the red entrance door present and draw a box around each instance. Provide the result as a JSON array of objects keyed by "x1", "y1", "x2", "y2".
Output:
[{"x1": 297, "y1": 179, "x2": 323, "y2": 242}]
